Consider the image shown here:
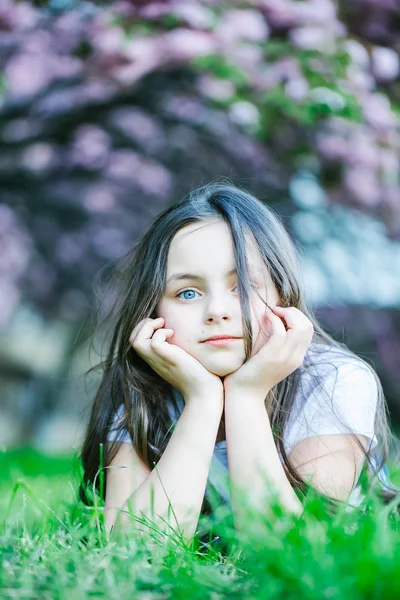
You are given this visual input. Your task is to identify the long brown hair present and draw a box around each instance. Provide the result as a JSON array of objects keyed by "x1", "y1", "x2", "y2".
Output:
[{"x1": 79, "y1": 180, "x2": 400, "y2": 516}]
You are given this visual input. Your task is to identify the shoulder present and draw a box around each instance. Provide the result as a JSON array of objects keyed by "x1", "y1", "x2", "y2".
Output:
[
  {"x1": 288, "y1": 342, "x2": 380, "y2": 428},
  {"x1": 283, "y1": 343, "x2": 380, "y2": 452},
  {"x1": 300, "y1": 342, "x2": 379, "y2": 392}
]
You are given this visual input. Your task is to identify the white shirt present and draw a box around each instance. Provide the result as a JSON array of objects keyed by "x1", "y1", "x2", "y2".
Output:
[{"x1": 108, "y1": 345, "x2": 389, "y2": 509}]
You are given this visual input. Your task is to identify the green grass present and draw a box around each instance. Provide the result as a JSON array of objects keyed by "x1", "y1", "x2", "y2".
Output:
[{"x1": 1, "y1": 448, "x2": 400, "y2": 599}]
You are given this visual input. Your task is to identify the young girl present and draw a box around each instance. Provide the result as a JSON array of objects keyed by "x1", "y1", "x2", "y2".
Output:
[{"x1": 80, "y1": 182, "x2": 399, "y2": 543}]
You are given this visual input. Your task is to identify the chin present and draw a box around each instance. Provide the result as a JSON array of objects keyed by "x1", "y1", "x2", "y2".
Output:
[
  {"x1": 210, "y1": 368, "x2": 235, "y2": 378},
  {"x1": 203, "y1": 360, "x2": 243, "y2": 378}
]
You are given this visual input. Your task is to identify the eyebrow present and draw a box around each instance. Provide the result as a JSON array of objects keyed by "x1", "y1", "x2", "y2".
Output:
[{"x1": 166, "y1": 267, "x2": 263, "y2": 285}]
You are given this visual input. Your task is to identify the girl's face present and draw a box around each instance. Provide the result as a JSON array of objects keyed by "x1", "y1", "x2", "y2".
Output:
[{"x1": 156, "y1": 220, "x2": 281, "y2": 378}]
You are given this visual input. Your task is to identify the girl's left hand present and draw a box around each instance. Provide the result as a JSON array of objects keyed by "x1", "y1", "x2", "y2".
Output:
[{"x1": 223, "y1": 306, "x2": 314, "y2": 399}]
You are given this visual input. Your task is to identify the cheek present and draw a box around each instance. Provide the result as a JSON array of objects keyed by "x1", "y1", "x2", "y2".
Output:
[
  {"x1": 156, "y1": 301, "x2": 200, "y2": 348},
  {"x1": 163, "y1": 314, "x2": 195, "y2": 346},
  {"x1": 158, "y1": 302, "x2": 196, "y2": 329},
  {"x1": 156, "y1": 302, "x2": 180, "y2": 330}
]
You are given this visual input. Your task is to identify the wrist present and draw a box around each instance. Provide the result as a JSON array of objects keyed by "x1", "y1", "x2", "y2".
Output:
[
  {"x1": 183, "y1": 388, "x2": 224, "y2": 415},
  {"x1": 224, "y1": 386, "x2": 269, "y2": 405}
]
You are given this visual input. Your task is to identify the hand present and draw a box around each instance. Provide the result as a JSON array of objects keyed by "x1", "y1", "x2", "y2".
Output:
[
  {"x1": 129, "y1": 317, "x2": 224, "y2": 409},
  {"x1": 223, "y1": 306, "x2": 314, "y2": 399}
]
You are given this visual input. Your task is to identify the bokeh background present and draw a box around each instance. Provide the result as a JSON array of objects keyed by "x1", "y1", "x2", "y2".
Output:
[{"x1": 1, "y1": 0, "x2": 400, "y2": 462}]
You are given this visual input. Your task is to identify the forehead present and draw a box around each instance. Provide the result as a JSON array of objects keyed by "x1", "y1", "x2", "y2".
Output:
[{"x1": 167, "y1": 220, "x2": 265, "y2": 273}]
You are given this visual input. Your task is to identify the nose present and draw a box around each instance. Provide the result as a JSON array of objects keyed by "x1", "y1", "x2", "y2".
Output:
[
  {"x1": 205, "y1": 292, "x2": 234, "y2": 323},
  {"x1": 207, "y1": 315, "x2": 229, "y2": 323}
]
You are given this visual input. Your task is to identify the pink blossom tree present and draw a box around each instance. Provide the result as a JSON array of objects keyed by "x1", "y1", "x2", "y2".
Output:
[{"x1": 0, "y1": 0, "x2": 398, "y2": 323}]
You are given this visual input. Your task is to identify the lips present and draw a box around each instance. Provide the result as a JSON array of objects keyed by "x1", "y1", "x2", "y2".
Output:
[{"x1": 202, "y1": 335, "x2": 241, "y2": 342}]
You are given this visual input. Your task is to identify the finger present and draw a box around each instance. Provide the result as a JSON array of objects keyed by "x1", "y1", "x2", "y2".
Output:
[
  {"x1": 150, "y1": 328, "x2": 174, "y2": 346},
  {"x1": 272, "y1": 306, "x2": 307, "y2": 330},
  {"x1": 256, "y1": 310, "x2": 286, "y2": 353},
  {"x1": 150, "y1": 328, "x2": 175, "y2": 360},
  {"x1": 272, "y1": 306, "x2": 314, "y2": 348},
  {"x1": 273, "y1": 306, "x2": 313, "y2": 335},
  {"x1": 132, "y1": 317, "x2": 163, "y2": 342},
  {"x1": 130, "y1": 317, "x2": 164, "y2": 346}
]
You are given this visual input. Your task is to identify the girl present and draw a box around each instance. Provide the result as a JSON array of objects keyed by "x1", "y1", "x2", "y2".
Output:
[{"x1": 80, "y1": 182, "x2": 399, "y2": 543}]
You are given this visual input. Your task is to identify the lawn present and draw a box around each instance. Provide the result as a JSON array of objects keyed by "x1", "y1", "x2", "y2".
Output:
[{"x1": 1, "y1": 448, "x2": 400, "y2": 599}]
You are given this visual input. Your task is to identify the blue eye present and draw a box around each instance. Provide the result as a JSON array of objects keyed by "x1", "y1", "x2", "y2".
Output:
[
  {"x1": 177, "y1": 289, "x2": 200, "y2": 300},
  {"x1": 176, "y1": 284, "x2": 240, "y2": 301}
]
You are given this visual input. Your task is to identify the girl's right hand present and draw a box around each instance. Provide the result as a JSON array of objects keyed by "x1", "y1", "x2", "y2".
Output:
[{"x1": 129, "y1": 317, "x2": 224, "y2": 410}]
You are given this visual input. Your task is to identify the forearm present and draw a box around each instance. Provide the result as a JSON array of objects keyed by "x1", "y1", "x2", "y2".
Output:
[
  {"x1": 225, "y1": 391, "x2": 303, "y2": 532},
  {"x1": 114, "y1": 395, "x2": 223, "y2": 543}
]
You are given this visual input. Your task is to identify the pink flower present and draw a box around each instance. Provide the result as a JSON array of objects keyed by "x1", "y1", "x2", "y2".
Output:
[
  {"x1": 5, "y1": 53, "x2": 52, "y2": 97},
  {"x1": 371, "y1": 46, "x2": 400, "y2": 82},
  {"x1": 362, "y1": 93, "x2": 398, "y2": 131},
  {"x1": 197, "y1": 74, "x2": 235, "y2": 101},
  {"x1": 22, "y1": 143, "x2": 55, "y2": 172},
  {"x1": 290, "y1": 26, "x2": 336, "y2": 53},
  {"x1": 316, "y1": 132, "x2": 349, "y2": 160},
  {"x1": 345, "y1": 167, "x2": 381, "y2": 206},
  {"x1": 285, "y1": 77, "x2": 309, "y2": 102},
  {"x1": 344, "y1": 39, "x2": 369, "y2": 70},
  {"x1": 169, "y1": 3, "x2": 214, "y2": 29},
  {"x1": 70, "y1": 125, "x2": 111, "y2": 170},
  {"x1": 162, "y1": 29, "x2": 216, "y2": 62},
  {"x1": 216, "y1": 9, "x2": 269, "y2": 42},
  {"x1": 84, "y1": 186, "x2": 116, "y2": 213},
  {"x1": 110, "y1": 107, "x2": 165, "y2": 152},
  {"x1": 229, "y1": 101, "x2": 259, "y2": 128},
  {"x1": 0, "y1": 0, "x2": 37, "y2": 32}
]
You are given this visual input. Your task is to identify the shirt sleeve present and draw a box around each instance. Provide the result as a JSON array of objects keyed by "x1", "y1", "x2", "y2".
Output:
[
  {"x1": 284, "y1": 361, "x2": 379, "y2": 455},
  {"x1": 106, "y1": 404, "x2": 132, "y2": 443}
]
